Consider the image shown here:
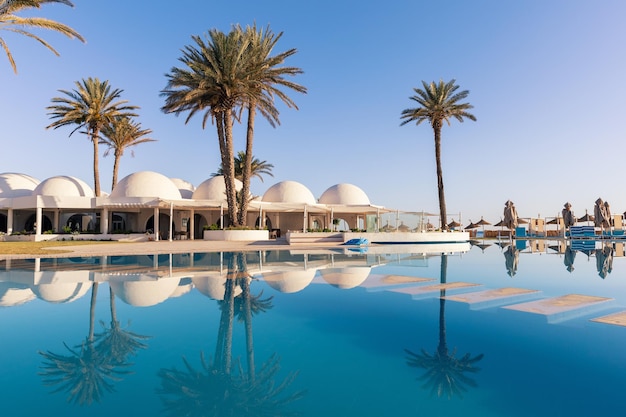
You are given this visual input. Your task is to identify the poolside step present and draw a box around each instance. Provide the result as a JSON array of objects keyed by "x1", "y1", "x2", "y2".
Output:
[
  {"x1": 361, "y1": 273, "x2": 435, "y2": 292},
  {"x1": 444, "y1": 287, "x2": 542, "y2": 310},
  {"x1": 590, "y1": 310, "x2": 626, "y2": 327},
  {"x1": 390, "y1": 282, "x2": 482, "y2": 300},
  {"x1": 503, "y1": 294, "x2": 615, "y2": 323}
]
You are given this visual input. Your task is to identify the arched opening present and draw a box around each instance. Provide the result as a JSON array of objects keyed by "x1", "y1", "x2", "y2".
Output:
[
  {"x1": 111, "y1": 213, "x2": 126, "y2": 233},
  {"x1": 66, "y1": 213, "x2": 94, "y2": 232},
  {"x1": 194, "y1": 213, "x2": 208, "y2": 239},
  {"x1": 255, "y1": 216, "x2": 272, "y2": 230},
  {"x1": 146, "y1": 213, "x2": 174, "y2": 240},
  {"x1": 25, "y1": 214, "x2": 53, "y2": 233}
]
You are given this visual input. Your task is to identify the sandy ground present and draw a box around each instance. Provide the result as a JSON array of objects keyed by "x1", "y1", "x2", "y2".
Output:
[{"x1": 1, "y1": 238, "x2": 344, "y2": 260}]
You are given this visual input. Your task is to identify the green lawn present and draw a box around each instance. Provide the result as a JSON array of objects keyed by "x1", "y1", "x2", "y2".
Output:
[{"x1": 0, "y1": 240, "x2": 116, "y2": 256}]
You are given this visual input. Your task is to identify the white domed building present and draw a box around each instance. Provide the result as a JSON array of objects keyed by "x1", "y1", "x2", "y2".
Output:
[{"x1": 0, "y1": 169, "x2": 403, "y2": 243}]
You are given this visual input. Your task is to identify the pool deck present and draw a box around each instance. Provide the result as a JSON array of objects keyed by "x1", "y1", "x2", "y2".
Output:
[{"x1": 0, "y1": 238, "x2": 345, "y2": 260}]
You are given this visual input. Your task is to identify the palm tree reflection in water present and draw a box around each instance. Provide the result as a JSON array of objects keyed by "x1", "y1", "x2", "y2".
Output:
[
  {"x1": 38, "y1": 282, "x2": 150, "y2": 405},
  {"x1": 157, "y1": 252, "x2": 305, "y2": 416},
  {"x1": 405, "y1": 254, "x2": 484, "y2": 399}
]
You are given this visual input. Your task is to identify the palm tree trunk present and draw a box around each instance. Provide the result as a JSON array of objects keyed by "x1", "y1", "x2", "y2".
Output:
[
  {"x1": 112, "y1": 150, "x2": 121, "y2": 191},
  {"x1": 218, "y1": 111, "x2": 239, "y2": 227},
  {"x1": 91, "y1": 129, "x2": 101, "y2": 197},
  {"x1": 438, "y1": 254, "x2": 448, "y2": 356},
  {"x1": 108, "y1": 285, "x2": 118, "y2": 326},
  {"x1": 88, "y1": 282, "x2": 99, "y2": 342},
  {"x1": 238, "y1": 103, "x2": 256, "y2": 226},
  {"x1": 433, "y1": 122, "x2": 448, "y2": 230}
]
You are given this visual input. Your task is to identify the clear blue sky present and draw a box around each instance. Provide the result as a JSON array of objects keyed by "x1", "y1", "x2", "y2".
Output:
[{"x1": 2, "y1": 0, "x2": 625, "y2": 226}]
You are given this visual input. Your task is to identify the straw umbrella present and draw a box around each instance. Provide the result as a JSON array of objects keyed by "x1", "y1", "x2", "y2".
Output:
[
  {"x1": 448, "y1": 219, "x2": 461, "y2": 230},
  {"x1": 474, "y1": 217, "x2": 491, "y2": 238}
]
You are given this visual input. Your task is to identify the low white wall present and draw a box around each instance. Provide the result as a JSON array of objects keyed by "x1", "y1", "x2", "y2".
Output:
[{"x1": 204, "y1": 229, "x2": 270, "y2": 241}]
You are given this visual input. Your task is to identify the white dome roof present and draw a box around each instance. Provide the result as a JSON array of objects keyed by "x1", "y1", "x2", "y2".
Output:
[
  {"x1": 192, "y1": 273, "x2": 242, "y2": 300},
  {"x1": 109, "y1": 277, "x2": 181, "y2": 307},
  {"x1": 170, "y1": 178, "x2": 195, "y2": 199},
  {"x1": 110, "y1": 171, "x2": 182, "y2": 199},
  {"x1": 262, "y1": 181, "x2": 316, "y2": 204},
  {"x1": 0, "y1": 172, "x2": 40, "y2": 197},
  {"x1": 319, "y1": 183, "x2": 370, "y2": 205},
  {"x1": 262, "y1": 269, "x2": 316, "y2": 293},
  {"x1": 320, "y1": 266, "x2": 371, "y2": 289},
  {"x1": 33, "y1": 175, "x2": 94, "y2": 197},
  {"x1": 192, "y1": 176, "x2": 243, "y2": 201},
  {"x1": 0, "y1": 284, "x2": 35, "y2": 307},
  {"x1": 30, "y1": 282, "x2": 91, "y2": 303}
]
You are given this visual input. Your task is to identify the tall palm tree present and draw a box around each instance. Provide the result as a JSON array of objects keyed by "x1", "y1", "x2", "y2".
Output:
[
  {"x1": 0, "y1": 0, "x2": 85, "y2": 74},
  {"x1": 400, "y1": 79, "x2": 476, "y2": 230},
  {"x1": 100, "y1": 116, "x2": 155, "y2": 190},
  {"x1": 212, "y1": 150, "x2": 274, "y2": 182},
  {"x1": 46, "y1": 77, "x2": 139, "y2": 196},
  {"x1": 236, "y1": 24, "x2": 306, "y2": 225},
  {"x1": 162, "y1": 28, "x2": 249, "y2": 226}
]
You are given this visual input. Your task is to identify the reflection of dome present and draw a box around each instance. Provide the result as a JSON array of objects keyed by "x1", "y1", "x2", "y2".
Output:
[
  {"x1": 192, "y1": 274, "x2": 242, "y2": 300},
  {"x1": 170, "y1": 178, "x2": 195, "y2": 199},
  {"x1": 170, "y1": 277, "x2": 193, "y2": 297},
  {"x1": 110, "y1": 277, "x2": 181, "y2": 306},
  {"x1": 262, "y1": 269, "x2": 316, "y2": 293},
  {"x1": 0, "y1": 283, "x2": 35, "y2": 306},
  {"x1": 30, "y1": 282, "x2": 91, "y2": 303},
  {"x1": 192, "y1": 176, "x2": 242, "y2": 201},
  {"x1": 318, "y1": 183, "x2": 370, "y2": 205},
  {"x1": 262, "y1": 181, "x2": 316, "y2": 204},
  {"x1": 0, "y1": 172, "x2": 40, "y2": 197},
  {"x1": 320, "y1": 267, "x2": 371, "y2": 289},
  {"x1": 33, "y1": 175, "x2": 94, "y2": 197},
  {"x1": 110, "y1": 171, "x2": 182, "y2": 199}
]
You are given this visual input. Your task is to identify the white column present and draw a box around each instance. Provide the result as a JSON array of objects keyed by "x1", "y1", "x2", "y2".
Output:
[
  {"x1": 7, "y1": 208, "x2": 13, "y2": 235},
  {"x1": 36, "y1": 207, "x2": 42, "y2": 236},
  {"x1": 54, "y1": 210, "x2": 59, "y2": 233},
  {"x1": 101, "y1": 208, "x2": 109, "y2": 234},
  {"x1": 154, "y1": 207, "x2": 160, "y2": 241},
  {"x1": 190, "y1": 209, "x2": 195, "y2": 240},
  {"x1": 169, "y1": 202, "x2": 173, "y2": 241}
]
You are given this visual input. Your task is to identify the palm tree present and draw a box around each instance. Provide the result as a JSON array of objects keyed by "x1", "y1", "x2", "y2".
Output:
[
  {"x1": 0, "y1": 0, "x2": 85, "y2": 74},
  {"x1": 401, "y1": 79, "x2": 476, "y2": 230},
  {"x1": 161, "y1": 28, "x2": 249, "y2": 226},
  {"x1": 236, "y1": 24, "x2": 306, "y2": 225},
  {"x1": 405, "y1": 254, "x2": 484, "y2": 399},
  {"x1": 100, "y1": 116, "x2": 156, "y2": 190},
  {"x1": 46, "y1": 77, "x2": 139, "y2": 196},
  {"x1": 212, "y1": 150, "x2": 274, "y2": 182}
]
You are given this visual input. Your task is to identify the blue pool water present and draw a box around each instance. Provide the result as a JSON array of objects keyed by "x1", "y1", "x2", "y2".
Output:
[{"x1": 1, "y1": 240, "x2": 626, "y2": 416}]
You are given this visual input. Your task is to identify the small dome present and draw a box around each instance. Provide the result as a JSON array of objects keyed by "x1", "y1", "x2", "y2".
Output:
[
  {"x1": 192, "y1": 176, "x2": 242, "y2": 201},
  {"x1": 33, "y1": 176, "x2": 94, "y2": 197},
  {"x1": 110, "y1": 171, "x2": 182, "y2": 199},
  {"x1": 262, "y1": 181, "x2": 316, "y2": 204},
  {"x1": 0, "y1": 172, "x2": 40, "y2": 197},
  {"x1": 319, "y1": 183, "x2": 370, "y2": 205},
  {"x1": 170, "y1": 178, "x2": 195, "y2": 199}
]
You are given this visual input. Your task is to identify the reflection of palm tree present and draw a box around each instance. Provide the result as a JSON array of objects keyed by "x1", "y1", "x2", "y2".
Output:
[
  {"x1": 94, "y1": 286, "x2": 150, "y2": 363},
  {"x1": 38, "y1": 282, "x2": 150, "y2": 405},
  {"x1": 157, "y1": 251, "x2": 303, "y2": 416},
  {"x1": 38, "y1": 283, "x2": 127, "y2": 405},
  {"x1": 405, "y1": 254, "x2": 484, "y2": 399}
]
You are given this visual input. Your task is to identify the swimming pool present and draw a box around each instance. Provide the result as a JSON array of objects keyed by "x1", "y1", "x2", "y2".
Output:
[{"x1": 1, "y1": 240, "x2": 625, "y2": 416}]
